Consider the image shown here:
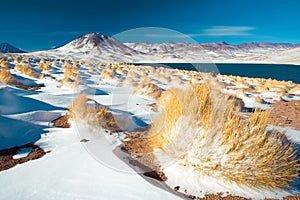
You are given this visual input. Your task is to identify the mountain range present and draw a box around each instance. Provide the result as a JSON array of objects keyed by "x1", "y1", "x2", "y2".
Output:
[{"x1": 1, "y1": 32, "x2": 299, "y2": 64}]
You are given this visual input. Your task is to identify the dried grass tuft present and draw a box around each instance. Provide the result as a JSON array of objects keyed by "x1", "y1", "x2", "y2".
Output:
[
  {"x1": 133, "y1": 80, "x2": 162, "y2": 99},
  {"x1": 69, "y1": 93, "x2": 118, "y2": 130},
  {"x1": 60, "y1": 66, "x2": 81, "y2": 88},
  {"x1": 14, "y1": 64, "x2": 40, "y2": 78},
  {"x1": 0, "y1": 69, "x2": 21, "y2": 85},
  {"x1": 149, "y1": 79, "x2": 299, "y2": 190}
]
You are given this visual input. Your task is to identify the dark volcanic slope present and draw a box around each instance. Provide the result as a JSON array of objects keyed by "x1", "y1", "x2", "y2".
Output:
[{"x1": 0, "y1": 43, "x2": 26, "y2": 53}]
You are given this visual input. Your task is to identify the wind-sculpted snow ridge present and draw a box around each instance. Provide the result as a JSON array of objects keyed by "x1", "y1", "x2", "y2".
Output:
[{"x1": 0, "y1": 54, "x2": 299, "y2": 199}]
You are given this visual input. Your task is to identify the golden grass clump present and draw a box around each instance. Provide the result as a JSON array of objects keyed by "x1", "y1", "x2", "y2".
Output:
[
  {"x1": 69, "y1": 93, "x2": 118, "y2": 129},
  {"x1": 13, "y1": 56, "x2": 20, "y2": 63},
  {"x1": 254, "y1": 84, "x2": 269, "y2": 93},
  {"x1": 189, "y1": 75, "x2": 203, "y2": 85},
  {"x1": 62, "y1": 63, "x2": 71, "y2": 72},
  {"x1": 42, "y1": 62, "x2": 50, "y2": 74},
  {"x1": 149, "y1": 79, "x2": 299, "y2": 190},
  {"x1": 37, "y1": 62, "x2": 50, "y2": 74},
  {"x1": 289, "y1": 84, "x2": 300, "y2": 94},
  {"x1": 115, "y1": 66, "x2": 127, "y2": 75},
  {"x1": 101, "y1": 70, "x2": 113, "y2": 79},
  {"x1": 156, "y1": 73, "x2": 171, "y2": 83},
  {"x1": 37, "y1": 62, "x2": 43, "y2": 69},
  {"x1": 0, "y1": 69, "x2": 21, "y2": 85},
  {"x1": 88, "y1": 66, "x2": 94, "y2": 73},
  {"x1": 97, "y1": 63, "x2": 104, "y2": 69},
  {"x1": 150, "y1": 83, "x2": 212, "y2": 149},
  {"x1": 0, "y1": 60, "x2": 10, "y2": 68},
  {"x1": 127, "y1": 70, "x2": 140, "y2": 79},
  {"x1": 170, "y1": 76, "x2": 184, "y2": 85},
  {"x1": 235, "y1": 76, "x2": 250, "y2": 87},
  {"x1": 133, "y1": 80, "x2": 162, "y2": 99},
  {"x1": 60, "y1": 67, "x2": 81, "y2": 88},
  {"x1": 233, "y1": 88, "x2": 247, "y2": 99},
  {"x1": 101, "y1": 69, "x2": 121, "y2": 82},
  {"x1": 14, "y1": 64, "x2": 40, "y2": 79},
  {"x1": 121, "y1": 77, "x2": 137, "y2": 87},
  {"x1": 144, "y1": 65, "x2": 155, "y2": 75}
]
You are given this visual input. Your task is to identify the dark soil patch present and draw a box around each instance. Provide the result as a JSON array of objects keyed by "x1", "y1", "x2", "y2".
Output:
[
  {"x1": 16, "y1": 85, "x2": 42, "y2": 91},
  {"x1": 143, "y1": 170, "x2": 166, "y2": 181},
  {"x1": 189, "y1": 193, "x2": 300, "y2": 200},
  {"x1": 0, "y1": 143, "x2": 48, "y2": 171},
  {"x1": 51, "y1": 115, "x2": 70, "y2": 128},
  {"x1": 196, "y1": 193, "x2": 249, "y2": 200},
  {"x1": 268, "y1": 100, "x2": 300, "y2": 130},
  {"x1": 122, "y1": 130, "x2": 166, "y2": 182},
  {"x1": 283, "y1": 194, "x2": 300, "y2": 200}
]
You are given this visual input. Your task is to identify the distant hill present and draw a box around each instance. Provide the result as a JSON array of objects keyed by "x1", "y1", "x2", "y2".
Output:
[
  {"x1": 253, "y1": 45, "x2": 300, "y2": 64},
  {"x1": 0, "y1": 43, "x2": 26, "y2": 53}
]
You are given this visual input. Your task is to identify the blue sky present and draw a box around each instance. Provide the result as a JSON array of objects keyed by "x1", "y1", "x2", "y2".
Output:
[{"x1": 1, "y1": 0, "x2": 300, "y2": 51}]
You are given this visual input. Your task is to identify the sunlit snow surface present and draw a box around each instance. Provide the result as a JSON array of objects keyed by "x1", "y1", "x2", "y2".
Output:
[
  {"x1": 0, "y1": 59, "x2": 181, "y2": 200},
  {"x1": 0, "y1": 56, "x2": 299, "y2": 199}
]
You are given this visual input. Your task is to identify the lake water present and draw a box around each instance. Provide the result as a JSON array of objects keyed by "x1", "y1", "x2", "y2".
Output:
[{"x1": 138, "y1": 63, "x2": 300, "y2": 83}]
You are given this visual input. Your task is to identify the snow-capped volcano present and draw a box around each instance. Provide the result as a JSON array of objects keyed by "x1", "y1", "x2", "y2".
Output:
[
  {"x1": 30, "y1": 32, "x2": 145, "y2": 62},
  {"x1": 0, "y1": 43, "x2": 26, "y2": 53},
  {"x1": 57, "y1": 32, "x2": 141, "y2": 55}
]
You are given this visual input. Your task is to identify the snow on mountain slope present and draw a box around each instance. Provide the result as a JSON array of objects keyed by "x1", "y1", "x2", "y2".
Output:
[
  {"x1": 57, "y1": 32, "x2": 140, "y2": 55},
  {"x1": 25, "y1": 32, "x2": 300, "y2": 64},
  {"x1": 125, "y1": 41, "x2": 299, "y2": 63}
]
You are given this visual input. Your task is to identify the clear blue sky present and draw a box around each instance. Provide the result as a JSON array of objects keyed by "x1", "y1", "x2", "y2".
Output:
[{"x1": 1, "y1": 0, "x2": 300, "y2": 51}]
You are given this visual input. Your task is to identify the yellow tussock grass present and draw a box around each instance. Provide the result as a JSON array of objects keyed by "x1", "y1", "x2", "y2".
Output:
[
  {"x1": 0, "y1": 60, "x2": 10, "y2": 68},
  {"x1": 127, "y1": 70, "x2": 140, "y2": 78},
  {"x1": 14, "y1": 64, "x2": 40, "y2": 78},
  {"x1": 0, "y1": 69, "x2": 21, "y2": 85},
  {"x1": 133, "y1": 80, "x2": 162, "y2": 99},
  {"x1": 69, "y1": 93, "x2": 118, "y2": 129},
  {"x1": 149, "y1": 79, "x2": 299, "y2": 190},
  {"x1": 122, "y1": 77, "x2": 137, "y2": 87},
  {"x1": 60, "y1": 67, "x2": 81, "y2": 88}
]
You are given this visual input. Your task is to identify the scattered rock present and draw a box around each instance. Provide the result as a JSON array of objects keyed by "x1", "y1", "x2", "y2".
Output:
[
  {"x1": 188, "y1": 194, "x2": 196, "y2": 199},
  {"x1": 174, "y1": 186, "x2": 180, "y2": 191}
]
